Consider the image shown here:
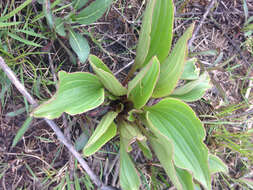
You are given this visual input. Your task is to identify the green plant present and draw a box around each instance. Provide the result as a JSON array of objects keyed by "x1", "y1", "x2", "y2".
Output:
[
  {"x1": 32, "y1": 0, "x2": 228, "y2": 189},
  {"x1": 40, "y1": 0, "x2": 113, "y2": 64}
]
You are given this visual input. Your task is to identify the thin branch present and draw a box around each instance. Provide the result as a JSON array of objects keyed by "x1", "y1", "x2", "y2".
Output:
[
  {"x1": 114, "y1": 60, "x2": 134, "y2": 76},
  {"x1": 0, "y1": 56, "x2": 118, "y2": 190},
  {"x1": 188, "y1": 0, "x2": 216, "y2": 48}
]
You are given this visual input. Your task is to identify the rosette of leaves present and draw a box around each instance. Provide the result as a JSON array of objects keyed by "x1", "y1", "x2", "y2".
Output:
[
  {"x1": 43, "y1": 0, "x2": 113, "y2": 64},
  {"x1": 33, "y1": 0, "x2": 228, "y2": 189}
]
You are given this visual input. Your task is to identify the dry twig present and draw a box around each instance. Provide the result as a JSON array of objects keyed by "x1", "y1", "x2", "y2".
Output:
[
  {"x1": 0, "y1": 56, "x2": 118, "y2": 190},
  {"x1": 188, "y1": 0, "x2": 217, "y2": 48}
]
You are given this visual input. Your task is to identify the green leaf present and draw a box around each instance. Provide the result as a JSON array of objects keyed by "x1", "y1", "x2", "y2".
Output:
[
  {"x1": 119, "y1": 122, "x2": 141, "y2": 190},
  {"x1": 0, "y1": 21, "x2": 22, "y2": 28},
  {"x1": 128, "y1": 57, "x2": 160, "y2": 109},
  {"x1": 88, "y1": 55, "x2": 113, "y2": 74},
  {"x1": 43, "y1": 0, "x2": 55, "y2": 29},
  {"x1": 72, "y1": 0, "x2": 112, "y2": 25},
  {"x1": 134, "y1": 0, "x2": 156, "y2": 70},
  {"x1": 83, "y1": 111, "x2": 117, "y2": 156},
  {"x1": 134, "y1": 0, "x2": 174, "y2": 69},
  {"x1": 128, "y1": 59, "x2": 153, "y2": 95},
  {"x1": 181, "y1": 58, "x2": 199, "y2": 80},
  {"x1": 144, "y1": 0, "x2": 174, "y2": 66},
  {"x1": 239, "y1": 178, "x2": 253, "y2": 189},
  {"x1": 119, "y1": 121, "x2": 146, "y2": 152},
  {"x1": 146, "y1": 114, "x2": 194, "y2": 189},
  {"x1": 12, "y1": 116, "x2": 33, "y2": 147},
  {"x1": 152, "y1": 25, "x2": 194, "y2": 98},
  {"x1": 243, "y1": 23, "x2": 253, "y2": 32},
  {"x1": 7, "y1": 32, "x2": 42, "y2": 47},
  {"x1": 65, "y1": 172, "x2": 71, "y2": 190},
  {"x1": 0, "y1": 0, "x2": 33, "y2": 22},
  {"x1": 73, "y1": 0, "x2": 88, "y2": 10},
  {"x1": 148, "y1": 130, "x2": 183, "y2": 190},
  {"x1": 145, "y1": 98, "x2": 211, "y2": 190},
  {"x1": 74, "y1": 173, "x2": 82, "y2": 190},
  {"x1": 69, "y1": 29, "x2": 90, "y2": 63},
  {"x1": 55, "y1": 17, "x2": 66, "y2": 37},
  {"x1": 208, "y1": 154, "x2": 228, "y2": 174},
  {"x1": 89, "y1": 56, "x2": 127, "y2": 96},
  {"x1": 16, "y1": 29, "x2": 47, "y2": 39},
  {"x1": 33, "y1": 71, "x2": 104, "y2": 119},
  {"x1": 6, "y1": 107, "x2": 26, "y2": 117},
  {"x1": 176, "y1": 167, "x2": 194, "y2": 190},
  {"x1": 137, "y1": 140, "x2": 152, "y2": 160},
  {"x1": 170, "y1": 72, "x2": 211, "y2": 102}
]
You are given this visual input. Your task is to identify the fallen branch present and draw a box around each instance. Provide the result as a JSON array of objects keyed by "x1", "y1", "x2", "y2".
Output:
[{"x1": 0, "y1": 56, "x2": 118, "y2": 190}]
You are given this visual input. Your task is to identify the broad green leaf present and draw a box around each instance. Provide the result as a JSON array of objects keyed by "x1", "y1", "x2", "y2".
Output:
[
  {"x1": 7, "y1": 32, "x2": 42, "y2": 47},
  {"x1": 69, "y1": 29, "x2": 90, "y2": 63},
  {"x1": 148, "y1": 130, "x2": 183, "y2": 190},
  {"x1": 73, "y1": 0, "x2": 88, "y2": 10},
  {"x1": 181, "y1": 58, "x2": 199, "y2": 80},
  {"x1": 89, "y1": 58, "x2": 127, "y2": 96},
  {"x1": 128, "y1": 57, "x2": 160, "y2": 109},
  {"x1": 55, "y1": 17, "x2": 66, "y2": 37},
  {"x1": 172, "y1": 73, "x2": 209, "y2": 95},
  {"x1": 128, "y1": 58, "x2": 154, "y2": 95},
  {"x1": 33, "y1": 71, "x2": 104, "y2": 119},
  {"x1": 72, "y1": 0, "x2": 112, "y2": 25},
  {"x1": 43, "y1": 0, "x2": 55, "y2": 29},
  {"x1": 208, "y1": 154, "x2": 228, "y2": 174},
  {"x1": 137, "y1": 140, "x2": 152, "y2": 160},
  {"x1": 0, "y1": 0, "x2": 33, "y2": 22},
  {"x1": 134, "y1": 0, "x2": 156, "y2": 69},
  {"x1": 170, "y1": 72, "x2": 211, "y2": 102},
  {"x1": 89, "y1": 55, "x2": 113, "y2": 74},
  {"x1": 0, "y1": 22, "x2": 22, "y2": 28},
  {"x1": 145, "y1": 98, "x2": 211, "y2": 189},
  {"x1": 134, "y1": 0, "x2": 174, "y2": 69},
  {"x1": 12, "y1": 116, "x2": 33, "y2": 147},
  {"x1": 144, "y1": 0, "x2": 174, "y2": 66},
  {"x1": 119, "y1": 121, "x2": 146, "y2": 152},
  {"x1": 152, "y1": 25, "x2": 194, "y2": 98},
  {"x1": 83, "y1": 111, "x2": 117, "y2": 156},
  {"x1": 176, "y1": 167, "x2": 194, "y2": 190},
  {"x1": 119, "y1": 123, "x2": 140, "y2": 190}
]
